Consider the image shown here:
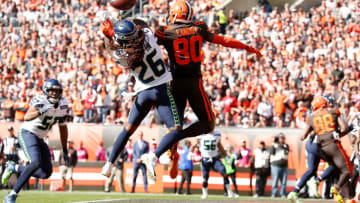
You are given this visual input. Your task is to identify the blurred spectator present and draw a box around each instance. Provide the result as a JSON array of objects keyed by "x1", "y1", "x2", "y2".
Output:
[
  {"x1": 270, "y1": 133, "x2": 289, "y2": 198},
  {"x1": 216, "y1": 8, "x2": 228, "y2": 34},
  {"x1": 125, "y1": 138, "x2": 133, "y2": 163},
  {"x1": 104, "y1": 148, "x2": 127, "y2": 193},
  {"x1": 13, "y1": 96, "x2": 29, "y2": 122},
  {"x1": 236, "y1": 140, "x2": 252, "y2": 167},
  {"x1": 177, "y1": 140, "x2": 193, "y2": 195},
  {"x1": 83, "y1": 84, "x2": 97, "y2": 123},
  {"x1": 76, "y1": 141, "x2": 88, "y2": 162},
  {"x1": 150, "y1": 139, "x2": 157, "y2": 153},
  {"x1": 96, "y1": 141, "x2": 106, "y2": 162},
  {"x1": 252, "y1": 141, "x2": 270, "y2": 197},
  {"x1": 95, "y1": 86, "x2": 112, "y2": 123},
  {"x1": 59, "y1": 139, "x2": 78, "y2": 192},
  {"x1": 132, "y1": 131, "x2": 149, "y2": 193},
  {"x1": 222, "y1": 146, "x2": 239, "y2": 196},
  {"x1": 1, "y1": 93, "x2": 14, "y2": 122},
  {"x1": 72, "y1": 93, "x2": 85, "y2": 123},
  {"x1": 191, "y1": 145, "x2": 202, "y2": 164}
]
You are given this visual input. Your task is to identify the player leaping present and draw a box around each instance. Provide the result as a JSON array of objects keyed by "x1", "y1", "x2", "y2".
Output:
[
  {"x1": 99, "y1": 18, "x2": 185, "y2": 181},
  {"x1": 154, "y1": 1, "x2": 262, "y2": 177},
  {"x1": 3, "y1": 79, "x2": 69, "y2": 203}
]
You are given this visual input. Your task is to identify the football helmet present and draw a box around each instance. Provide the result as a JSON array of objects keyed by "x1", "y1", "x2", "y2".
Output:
[
  {"x1": 311, "y1": 97, "x2": 327, "y2": 112},
  {"x1": 113, "y1": 20, "x2": 138, "y2": 47},
  {"x1": 43, "y1": 79, "x2": 63, "y2": 104},
  {"x1": 168, "y1": 1, "x2": 193, "y2": 24}
]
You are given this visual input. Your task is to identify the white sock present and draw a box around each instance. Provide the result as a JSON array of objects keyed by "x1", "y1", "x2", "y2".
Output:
[
  {"x1": 15, "y1": 164, "x2": 19, "y2": 172},
  {"x1": 225, "y1": 184, "x2": 234, "y2": 196},
  {"x1": 202, "y1": 187, "x2": 208, "y2": 196},
  {"x1": 9, "y1": 190, "x2": 17, "y2": 195}
]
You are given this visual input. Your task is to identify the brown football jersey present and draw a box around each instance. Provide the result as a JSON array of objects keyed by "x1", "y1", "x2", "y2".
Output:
[
  {"x1": 308, "y1": 109, "x2": 339, "y2": 145},
  {"x1": 155, "y1": 21, "x2": 214, "y2": 78}
]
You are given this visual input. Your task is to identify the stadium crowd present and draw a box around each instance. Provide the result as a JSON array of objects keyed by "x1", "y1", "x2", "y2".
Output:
[{"x1": 0, "y1": 0, "x2": 360, "y2": 129}]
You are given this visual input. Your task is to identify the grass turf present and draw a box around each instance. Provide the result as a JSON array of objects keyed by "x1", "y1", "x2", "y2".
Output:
[{"x1": 0, "y1": 191, "x2": 334, "y2": 203}]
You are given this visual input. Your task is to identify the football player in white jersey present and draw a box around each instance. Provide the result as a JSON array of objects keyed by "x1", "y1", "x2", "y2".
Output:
[
  {"x1": 197, "y1": 131, "x2": 239, "y2": 199},
  {"x1": 3, "y1": 79, "x2": 69, "y2": 203},
  {"x1": 100, "y1": 19, "x2": 184, "y2": 181}
]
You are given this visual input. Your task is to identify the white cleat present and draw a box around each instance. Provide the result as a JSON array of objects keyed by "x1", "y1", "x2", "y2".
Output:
[
  {"x1": 287, "y1": 191, "x2": 302, "y2": 203},
  {"x1": 101, "y1": 162, "x2": 113, "y2": 177},
  {"x1": 201, "y1": 194, "x2": 208, "y2": 199},
  {"x1": 307, "y1": 177, "x2": 320, "y2": 198},
  {"x1": 141, "y1": 152, "x2": 157, "y2": 181},
  {"x1": 201, "y1": 188, "x2": 208, "y2": 199}
]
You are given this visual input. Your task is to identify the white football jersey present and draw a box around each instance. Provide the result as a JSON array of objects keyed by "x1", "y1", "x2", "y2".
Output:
[
  {"x1": 111, "y1": 27, "x2": 172, "y2": 94},
  {"x1": 198, "y1": 132, "x2": 221, "y2": 158},
  {"x1": 21, "y1": 95, "x2": 68, "y2": 138}
]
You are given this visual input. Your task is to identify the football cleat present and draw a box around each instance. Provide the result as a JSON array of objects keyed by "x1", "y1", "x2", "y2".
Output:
[
  {"x1": 287, "y1": 191, "x2": 302, "y2": 203},
  {"x1": 3, "y1": 193, "x2": 17, "y2": 203},
  {"x1": 101, "y1": 162, "x2": 113, "y2": 177},
  {"x1": 331, "y1": 186, "x2": 345, "y2": 203},
  {"x1": 2, "y1": 161, "x2": 16, "y2": 185},
  {"x1": 307, "y1": 177, "x2": 320, "y2": 198},
  {"x1": 201, "y1": 188, "x2": 208, "y2": 199},
  {"x1": 168, "y1": 143, "x2": 179, "y2": 179},
  {"x1": 141, "y1": 152, "x2": 157, "y2": 182}
]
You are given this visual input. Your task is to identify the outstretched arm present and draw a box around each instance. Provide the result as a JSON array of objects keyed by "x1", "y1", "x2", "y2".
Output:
[{"x1": 211, "y1": 34, "x2": 262, "y2": 58}]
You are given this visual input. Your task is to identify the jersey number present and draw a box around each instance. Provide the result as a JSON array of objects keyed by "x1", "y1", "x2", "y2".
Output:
[
  {"x1": 204, "y1": 140, "x2": 216, "y2": 151},
  {"x1": 38, "y1": 116, "x2": 63, "y2": 130},
  {"x1": 138, "y1": 49, "x2": 166, "y2": 83},
  {"x1": 313, "y1": 114, "x2": 335, "y2": 135},
  {"x1": 173, "y1": 35, "x2": 203, "y2": 65}
]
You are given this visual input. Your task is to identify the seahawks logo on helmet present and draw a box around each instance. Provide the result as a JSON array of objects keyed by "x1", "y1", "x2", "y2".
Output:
[
  {"x1": 113, "y1": 20, "x2": 139, "y2": 47},
  {"x1": 42, "y1": 79, "x2": 63, "y2": 104}
]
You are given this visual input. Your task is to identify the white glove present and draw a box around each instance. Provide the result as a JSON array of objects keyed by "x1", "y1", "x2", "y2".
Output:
[
  {"x1": 332, "y1": 131, "x2": 340, "y2": 141},
  {"x1": 38, "y1": 103, "x2": 53, "y2": 115}
]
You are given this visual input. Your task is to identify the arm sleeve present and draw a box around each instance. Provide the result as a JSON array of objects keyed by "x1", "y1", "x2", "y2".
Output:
[
  {"x1": 155, "y1": 27, "x2": 166, "y2": 45},
  {"x1": 211, "y1": 34, "x2": 248, "y2": 50}
]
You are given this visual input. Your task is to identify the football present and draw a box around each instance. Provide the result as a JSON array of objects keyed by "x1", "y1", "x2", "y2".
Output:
[{"x1": 110, "y1": 0, "x2": 137, "y2": 10}]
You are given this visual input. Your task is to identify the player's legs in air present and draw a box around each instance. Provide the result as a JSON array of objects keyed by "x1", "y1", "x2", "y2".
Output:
[
  {"x1": 102, "y1": 84, "x2": 184, "y2": 181},
  {"x1": 3, "y1": 129, "x2": 53, "y2": 203}
]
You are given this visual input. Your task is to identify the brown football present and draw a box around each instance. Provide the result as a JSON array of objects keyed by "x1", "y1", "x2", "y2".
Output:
[{"x1": 110, "y1": 0, "x2": 137, "y2": 10}]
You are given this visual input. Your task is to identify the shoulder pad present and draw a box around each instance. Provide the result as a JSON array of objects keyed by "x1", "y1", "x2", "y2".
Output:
[
  {"x1": 58, "y1": 98, "x2": 69, "y2": 109},
  {"x1": 30, "y1": 95, "x2": 47, "y2": 108}
]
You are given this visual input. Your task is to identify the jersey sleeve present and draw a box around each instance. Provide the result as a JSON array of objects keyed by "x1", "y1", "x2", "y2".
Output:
[
  {"x1": 197, "y1": 22, "x2": 214, "y2": 42},
  {"x1": 155, "y1": 26, "x2": 166, "y2": 45}
]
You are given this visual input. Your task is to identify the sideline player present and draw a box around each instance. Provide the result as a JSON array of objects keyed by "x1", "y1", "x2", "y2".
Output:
[
  {"x1": 301, "y1": 97, "x2": 351, "y2": 203},
  {"x1": 2, "y1": 79, "x2": 69, "y2": 203},
  {"x1": 99, "y1": 18, "x2": 184, "y2": 181},
  {"x1": 154, "y1": 0, "x2": 262, "y2": 174},
  {"x1": 197, "y1": 131, "x2": 238, "y2": 199}
]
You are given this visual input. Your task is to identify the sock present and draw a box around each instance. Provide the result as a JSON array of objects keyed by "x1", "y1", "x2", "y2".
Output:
[
  {"x1": 202, "y1": 187, "x2": 208, "y2": 196},
  {"x1": 108, "y1": 129, "x2": 132, "y2": 163},
  {"x1": 293, "y1": 187, "x2": 300, "y2": 193},
  {"x1": 9, "y1": 190, "x2": 17, "y2": 195},
  {"x1": 225, "y1": 184, "x2": 233, "y2": 195},
  {"x1": 154, "y1": 130, "x2": 184, "y2": 158},
  {"x1": 15, "y1": 165, "x2": 19, "y2": 172}
]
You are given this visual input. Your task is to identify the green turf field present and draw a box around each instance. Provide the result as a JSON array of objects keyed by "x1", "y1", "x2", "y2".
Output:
[{"x1": 0, "y1": 191, "x2": 336, "y2": 203}]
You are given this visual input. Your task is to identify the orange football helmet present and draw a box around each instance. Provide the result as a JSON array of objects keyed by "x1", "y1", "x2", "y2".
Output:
[
  {"x1": 168, "y1": 1, "x2": 193, "y2": 24},
  {"x1": 311, "y1": 97, "x2": 327, "y2": 112}
]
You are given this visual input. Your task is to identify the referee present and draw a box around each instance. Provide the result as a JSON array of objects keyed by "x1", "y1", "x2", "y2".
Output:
[{"x1": 3, "y1": 126, "x2": 19, "y2": 164}]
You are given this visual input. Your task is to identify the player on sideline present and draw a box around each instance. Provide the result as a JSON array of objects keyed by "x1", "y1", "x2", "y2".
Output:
[
  {"x1": 197, "y1": 131, "x2": 239, "y2": 199},
  {"x1": 301, "y1": 97, "x2": 352, "y2": 203},
  {"x1": 154, "y1": 0, "x2": 262, "y2": 176},
  {"x1": 2, "y1": 79, "x2": 69, "y2": 203},
  {"x1": 99, "y1": 18, "x2": 184, "y2": 181}
]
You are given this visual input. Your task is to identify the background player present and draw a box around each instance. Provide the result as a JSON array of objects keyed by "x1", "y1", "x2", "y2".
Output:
[
  {"x1": 302, "y1": 97, "x2": 351, "y2": 203},
  {"x1": 99, "y1": 18, "x2": 184, "y2": 181},
  {"x1": 196, "y1": 131, "x2": 238, "y2": 199},
  {"x1": 2, "y1": 79, "x2": 69, "y2": 203}
]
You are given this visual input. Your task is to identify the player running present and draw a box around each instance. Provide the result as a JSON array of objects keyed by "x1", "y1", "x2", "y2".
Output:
[
  {"x1": 197, "y1": 131, "x2": 239, "y2": 199},
  {"x1": 301, "y1": 97, "x2": 351, "y2": 203},
  {"x1": 99, "y1": 18, "x2": 184, "y2": 181},
  {"x1": 2, "y1": 79, "x2": 69, "y2": 203},
  {"x1": 155, "y1": 0, "x2": 262, "y2": 175}
]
